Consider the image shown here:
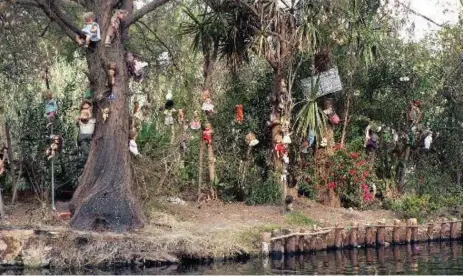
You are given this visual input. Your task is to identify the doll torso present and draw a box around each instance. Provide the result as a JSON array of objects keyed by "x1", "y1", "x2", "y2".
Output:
[{"x1": 82, "y1": 22, "x2": 101, "y2": 41}]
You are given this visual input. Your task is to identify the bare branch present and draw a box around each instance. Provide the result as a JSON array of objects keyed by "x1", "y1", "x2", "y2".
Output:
[
  {"x1": 127, "y1": 0, "x2": 172, "y2": 26},
  {"x1": 396, "y1": 0, "x2": 443, "y2": 27}
]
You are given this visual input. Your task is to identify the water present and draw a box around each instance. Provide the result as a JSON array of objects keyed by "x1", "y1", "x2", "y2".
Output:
[{"x1": 3, "y1": 242, "x2": 463, "y2": 275}]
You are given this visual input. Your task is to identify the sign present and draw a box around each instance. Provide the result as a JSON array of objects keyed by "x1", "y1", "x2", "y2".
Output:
[{"x1": 301, "y1": 67, "x2": 343, "y2": 98}]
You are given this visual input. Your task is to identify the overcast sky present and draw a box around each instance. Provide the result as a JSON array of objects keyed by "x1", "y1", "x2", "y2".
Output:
[{"x1": 391, "y1": 0, "x2": 460, "y2": 40}]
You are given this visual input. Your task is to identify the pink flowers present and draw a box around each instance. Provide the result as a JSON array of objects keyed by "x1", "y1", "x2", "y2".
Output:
[
  {"x1": 328, "y1": 182, "x2": 336, "y2": 189},
  {"x1": 362, "y1": 183, "x2": 374, "y2": 202},
  {"x1": 349, "y1": 169, "x2": 357, "y2": 176}
]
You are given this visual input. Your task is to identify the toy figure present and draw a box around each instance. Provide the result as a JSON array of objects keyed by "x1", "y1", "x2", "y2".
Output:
[
  {"x1": 178, "y1": 108, "x2": 185, "y2": 124},
  {"x1": 424, "y1": 131, "x2": 432, "y2": 150},
  {"x1": 281, "y1": 120, "x2": 291, "y2": 144},
  {"x1": 76, "y1": 12, "x2": 101, "y2": 48},
  {"x1": 108, "y1": 62, "x2": 116, "y2": 86},
  {"x1": 235, "y1": 104, "x2": 244, "y2": 123},
  {"x1": 275, "y1": 134, "x2": 289, "y2": 164},
  {"x1": 203, "y1": 123, "x2": 214, "y2": 145},
  {"x1": 102, "y1": 107, "x2": 110, "y2": 122},
  {"x1": 46, "y1": 135, "x2": 63, "y2": 160},
  {"x1": 300, "y1": 140, "x2": 309, "y2": 154},
  {"x1": 164, "y1": 108, "x2": 176, "y2": 126},
  {"x1": 409, "y1": 100, "x2": 422, "y2": 126},
  {"x1": 76, "y1": 100, "x2": 93, "y2": 121},
  {"x1": 323, "y1": 106, "x2": 340, "y2": 125},
  {"x1": 202, "y1": 97, "x2": 215, "y2": 115},
  {"x1": 202, "y1": 88, "x2": 210, "y2": 100},
  {"x1": 129, "y1": 130, "x2": 140, "y2": 156},
  {"x1": 76, "y1": 101, "x2": 96, "y2": 150},
  {"x1": 190, "y1": 111, "x2": 201, "y2": 130},
  {"x1": 245, "y1": 132, "x2": 259, "y2": 147},
  {"x1": 105, "y1": 9, "x2": 128, "y2": 47},
  {"x1": 126, "y1": 52, "x2": 148, "y2": 82},
  {"x1": 44, "y1": 91, "x2": 58, "y2": 127}
]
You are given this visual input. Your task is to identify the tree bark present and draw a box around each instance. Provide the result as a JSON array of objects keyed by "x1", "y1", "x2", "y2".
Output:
[{"x1": 68, "y1": 1, "x2": 146, "y2": 232}]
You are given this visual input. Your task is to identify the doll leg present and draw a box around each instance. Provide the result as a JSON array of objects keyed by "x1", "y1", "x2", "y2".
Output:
[
  {"x1": 105, "y1": 28, "x2": 114, "y2": 47},
  {"x1": 85, "y1": 35, "x2": 91, "y2": 47}
]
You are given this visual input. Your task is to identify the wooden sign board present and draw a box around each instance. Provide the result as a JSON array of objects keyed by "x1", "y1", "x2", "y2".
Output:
[{"x1": 301, "y1": 67, "x2": 343, "y2": 98}]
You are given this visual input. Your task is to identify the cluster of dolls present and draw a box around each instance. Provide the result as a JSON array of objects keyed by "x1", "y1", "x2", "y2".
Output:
[{"x1": 42, "y1": 90, "x2": 63, "y2": 160}]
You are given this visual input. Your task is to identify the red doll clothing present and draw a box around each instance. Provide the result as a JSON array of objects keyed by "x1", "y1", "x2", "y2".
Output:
[
  {"x1": 235, "y1": 104, "x2": 244, "y2": 122},
  {"x1": 203, "y1": 129, "x2": 213, "y2": 144},
  {"x1": 275, "y1": 142, "x2": 287, "y2": 156}
]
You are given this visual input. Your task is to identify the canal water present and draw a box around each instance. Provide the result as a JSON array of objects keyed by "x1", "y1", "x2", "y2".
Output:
[{"x1": 3, "y1": 241, "x2": 463, "y2": 275}]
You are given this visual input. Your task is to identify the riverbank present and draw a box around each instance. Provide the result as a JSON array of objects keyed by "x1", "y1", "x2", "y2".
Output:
[{"x1": 0, "y1": 198, "x2": 398, "y2": 268}]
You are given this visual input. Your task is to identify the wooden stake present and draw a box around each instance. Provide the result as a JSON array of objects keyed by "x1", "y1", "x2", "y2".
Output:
[
  {"x1": 285, "y1": 232, "x2": 297, "y2": 255},
  {"x1": 334, "y1": 225, "x2": 344, "y2": 249},
  {"x1": 427, "y1": 223, "x2": 434, "y2": 241},
  {"x1": 262, "y1": 232, "x2": 271, "y2": 255},
  {"x1": 393, "y1": 220, "x2": 402, "y2": 244},
  {"x1": 440, "y1": 221, "x2": 447, "y2": 240},
  {"x1": 406, "y1": 219, "x2": 413, "y2": 243},
  {"x1": 365, "y1": 225, "x2": 375, "y2": 247},
  {"x1": 271, "y1": 230, "x2": 283, "y2": 258},
  {"x1": 198, "y1": 140, "x2": 204, "y2": 200},
  {"x1": 349, "y1": 223, "x2": 359, "y2": 247},
  {"x1": 297, "y1": 228, "x2": 305, "y2": 253},
  {"x1": 207, "y1": 143, "x2": 215, "y2": 185},
  {"x1": 376, "y1": 222, "x2": 386, "y2": 247},
  {"x1": 450, "y1": 218, "x2": 459, "y2": 240}
]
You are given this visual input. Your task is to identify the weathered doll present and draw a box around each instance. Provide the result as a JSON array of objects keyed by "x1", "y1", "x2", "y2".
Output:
[
  {"x1": 300, "y1": 140, "x2": 310, "y2": 154},
  {"x1": 424, "y1": 131, "x2": 433, "y2": 150},
  {"x1": 201, "y1": 96, "x2": 215, "y2": 115},
  {"x1": 126, "y1": 52, "x2": 148, "y2": 82},
  {"x1": 190, "y1": 111, "x2": 201, "y2": 130},
  {"x1": 105, "y1": 9, "x2": 128, "y2": 47},
  {"x1": 281, "y1": 120, "x2": 292, "y2": 144},
  {"x1": 108, "y1": 62, "x2": 116, "y2": 86},
  {"x1": 44, "y1": 91, "x2": 58, "y2": 127},
  {"x1": 203, "y1": 123, "x2": 214, "y2": 145},
  {"x1": 129, "y1": 130, "x2": 140, "y2": 156},
  {"x1": 409, "y1": 100, "x2": 422, "y2": 127},
  {"x1": 164, "y1": 108, "x2": 176, "y2": 126},
  {"x1": 245, "y1": 132, "x2": 259, "y2": 147},
  {"x1": 165, "y1": 90, "x2": 175, "y2": 110},
  {"x1": 275, "y1": 134, "x2": 289, "y2": 164},
  {"x1": 178, "y1": 108, "x2": 185, "y2": 124},
  {"x1": 323, "y1": 106, "x2": 340, "y2": 125},
  {"x1": 102, "y1": 107, "x2": 110, "y2": 122},
  {"x1": 202, "y1": 88, "x2": 210, "y2": 100},
  {"x1": 235, "y1": 104, "x2": 244, "y2": 123},
  {"x1": 76, "y1": 12, "x2": 101, "y2": 47},
  {"x1": 76, "y1": 101, "x2": 96, "y2": 151},
  {"x1": 46, "y1": 135, "x2": 63, "y2": 160}
]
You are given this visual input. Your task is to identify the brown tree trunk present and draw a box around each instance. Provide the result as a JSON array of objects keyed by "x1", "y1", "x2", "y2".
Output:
[
  {"x1": 69, "y1": 1, "x2": 145, "y2": 232},
  {"x1": 207, "y1": 144, "x2": 215, "y2": 185}
]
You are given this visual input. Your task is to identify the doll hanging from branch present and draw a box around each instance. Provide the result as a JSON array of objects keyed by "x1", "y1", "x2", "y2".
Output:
[
  {"x1": 76, "y1": 12, "x2": 101, "y2": 48},
  {"x1": 108, "y1": 62, "x2": 116, "y2": 87},
  {"x1": 203, "y1": 123, "x2": 214, "y2": 145},
  {"x1": 46, "y1": 135, "x2": 63, "y2": 160},
  {"x1": 190, "y1": 110, "x2": 201, "y2": 130},
  {"x1": 275, "y1": 134, "x2": 289, "y2": 164},
  {"x1": 44, "y1": 90, "x2": 58, "y2": 128},
  {"x1": 245, "y1": 132, "x2": 259, "y2": 147},
  {"x1": 129, "y1": 130, "x2": 141, "y2": 156},
  {"x1": 104, "y1": 9, "x2": 128, "y2": 47},
  {"x1": 235, "y1": 104, "x2": 244, "y2": 123}
]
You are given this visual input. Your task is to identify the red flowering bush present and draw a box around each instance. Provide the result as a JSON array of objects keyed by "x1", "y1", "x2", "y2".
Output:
[{"x1": 327, "y1": 145, "x2": 377, "y2": 208}]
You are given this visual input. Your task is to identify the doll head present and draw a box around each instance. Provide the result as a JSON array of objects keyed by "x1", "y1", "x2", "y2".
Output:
[
  {"x1": 80, "y1": 109, "x2": 92, "y2": 122},
  {"x1": 109, "y1": 62, "x2": 117, "y2": 70},
  {"x1": 83, "y1": 12, "x2": 95, "y2": 24},
  {"x1": 80, "y1": 100, "x2": 92, "y2": 111},
  {"x1": 205, "y1": 122, "x2": 212, "y2": 130},
  {"x1": 116, "y1": 9, "x2": 128, "y2": 20},
  {"x1": 203, "y1": 88, "x2": 210, "y2": 99},
  {"x1": 193, "y1": 110, "x2": 199, "y2": 118},
  {"x1": 103, "y1": 107, "x2": 110, "y2": 115},
  {"x1": 274, "y1": 134, "x2": 283, "y2": 144},
  {"x1": 129, "y1": 129, "x2": 138, "y2": 140},
  {"x1": 413, "y1": 100, "x2": 421, "y2": 108},
  {"x1": 45, "y1": 91, "x2": 53, "y2": 100}
]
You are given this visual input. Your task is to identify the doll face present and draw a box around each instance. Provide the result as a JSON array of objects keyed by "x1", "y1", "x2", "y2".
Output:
[
  {"x1": 118, "y1": 12, "x2": 127, "y2": 20},
  {"x1": 82, "y1": 103, "x2": 90, "y2": 110},
  {"x1": 47, "y1": 93, "x2": 53, "y2": 100},
  {"x1": 85, "y1": 17, "x2": 95, "y2": 24}
]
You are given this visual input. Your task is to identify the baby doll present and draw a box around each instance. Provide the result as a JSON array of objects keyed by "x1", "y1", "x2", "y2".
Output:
[
  {"x1": 424, "y1": 131, "x2": 433, "y2": 150},
  {"x1": 108, "y1": 62, "x2": 116, "y2": 86},
  {"x1": 202, "y1": 123, "x2": 214, "y2": 145},
  {"x1": 44, "y1": 91, "x2": 58, "y2": 127},
  {"x1": 178, "y1": 108, "x2": 185, "y2": 124},
  {"x1": 245, "y1": 132, "x2": 259, "y2": 147},
  {"x1": 76, "y1": 100, "x2": 93, "y2": 122},
  {"x1": 202, "y1": 88, "x2": 210, "y2": 101},
  {"x1": 105, "y1": 9, "x2": 128, "y2": 47},
  {"x1": 409, "y1": 100, "x2": 422, "y2": 127},
  {"x1": 76, "y1": 12, "x2": 101, "y2": 47},
  {"x1": 164, "y1": 108, "x2": 176, "y2": 126},
  {"x1": 46, "y1": 135, "x2": 63, "y2": 160},
  {"x1": 275, "y1": 134, "x2": 289, "y2": 163},
  {"x1": 129, "y1": 130, "x2": 140, "y2": 156},
  {"x1": 190, "y1": 111, "x2": 201, "y2": 130},
  {"x1": 281, "y1": 120, "x2": 292, "y2": 144},
  {"x1": 235, "y1": 104, "x2": 244, "y2": 123},
  {"x1": 102, "y1": 107, "x2": 110, "y2": 122},
  {"x1": 202, "y1": 96, "x2": 215, "y2": 115}
]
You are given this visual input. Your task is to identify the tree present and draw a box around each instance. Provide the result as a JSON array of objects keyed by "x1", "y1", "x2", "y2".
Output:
[{"x1": 11, "y1": 0, "x2": 172, "y2": 232}]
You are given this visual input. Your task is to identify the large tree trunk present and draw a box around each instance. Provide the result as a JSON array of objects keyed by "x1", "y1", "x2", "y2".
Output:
[{"x1": 69, "y1": 1, "x2": 145, "y2": 232}]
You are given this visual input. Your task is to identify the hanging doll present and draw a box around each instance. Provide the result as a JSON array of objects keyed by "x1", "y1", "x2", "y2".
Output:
[
  {"x1": 424, "y1": 131, "x2": 433, "y2": 150},
  {"x1": 190, "y1": 110, "x2": 201, "y2": 130},
  {"x1": 323, "y1": 106, "x2": 340, "y2": 125},
  {"x1": 275, "y1": 134, "x2": 289, "y2": 164},
  {"x1": 104, "y1": 9, "x2": 128, "y2": 47},
  {"x1": 102, "y1": 107, "x2": 110, "y2": 122},
  {"x1": 281, "y1": 120, "x2": 292, "y2": 144},
  {"x1": 126, "y1": 52, "x2": 148, "y2": 82},
  {"x1": 408, "y1": 100, "x2": 422, "y2": 127},
  {"x1": 300, "y1": 140, "x2": 310, "y2": 154},
  {"x1": 245, "y1": 132, "x2": 259, "y2": 147},
  {"x1": 46, "y1": 135, "x2": 63, "y2": 160},
  {"x1": 203, "y1": 123, "x2": 214, "y2": 145},
  {"x1": 202, "y1": 88, "x2": 210, "y2": 100},
  {"x1": 76, "y1": 100, "x2": 96, "y2": 145},
  {"x1": 129, "y1": 130, "x2": 141, "y2": 156},
  {"x1": 164, "y1": 108, "x2": 176, "y2": 126},
  {"x1": 202, "y1": 96, "x2": 215, "y2": 115},
  {"x1": 235, "y1": 104, "x2": 244, "y2": 123},
  {"x1": 76, "y1": 12, "x2": 101, "y2": 48},
  {"x1": 165, "y1": 90, "x2": 174, "y2": 110},
  {"x1": 44, "y1": 91, "x2": 58, "y2": 128},
  {"x1": 108, "y1": 62, "x2": 116, "y2": 87},
  {"x1": 178, "y1": 109, "x2": 185, "y2": 124}
]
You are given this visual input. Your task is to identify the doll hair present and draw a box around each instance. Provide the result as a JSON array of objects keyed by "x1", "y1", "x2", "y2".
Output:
[{"x1": 83, "y1": 11, "x2": 96, "y2": 22}]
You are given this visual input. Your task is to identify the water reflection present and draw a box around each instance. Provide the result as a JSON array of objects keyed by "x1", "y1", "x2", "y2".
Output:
[{"x1": 2, "y1": 241, "x2": 463, "y2": 275}]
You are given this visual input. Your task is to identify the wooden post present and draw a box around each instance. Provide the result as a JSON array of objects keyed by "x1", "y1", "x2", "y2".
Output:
[
  {"x1": 450, "y1": 218, "x2": 459, "y2": 240},
  {"x1": 198, "y1": 140, "x2": 204, "y2": 200},
  {"x1": 271, "y1": 230, "x2": 283, "y2": 258},
  {"x1": 393, "y1": 219, "x2": 402, "y2": 244},
  {"x1": 440, "y1": 221, "x2": 447, "y2": 240},
  {"x1": 406, "y1": 219, "x2": 413, "y2": 243},
  {"x1": 376, "y1": 222, "x2": 386, "y2": 247},
  {"x1": 427, "y1": 223, "x2": 434, "y2": 241},
  {"x1": 365, "y1": 225, "x2": 375, "y2": 247},
  {"x1": 349, "y1": 223, "x2": 359, "y2": 248},
  {"x1": 297, "y1": 228, "x2": 305, "y2": 253},
  {"x1": 285, "y1": 231, "x2": 297, "y2": 255},
  {"x1": 207, "y1": 143, "x2": 215, "y2": 185},
  {"x1": 262, "y1": 232, "x2": 271, "y2": 255},
  {"x1": 334, "y1": 225, "x2": 344, "y2": 249},
  {"x1": 411, "y1": 225, "x2": 418, "y2": 243}
]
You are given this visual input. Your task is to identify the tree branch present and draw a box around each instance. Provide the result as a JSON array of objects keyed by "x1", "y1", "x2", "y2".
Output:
[
  {"x1": 127, "y1": 0, "x2": 172, "y2": 26},
  {"x1": 397, "y1": 0, "x2": 443, "y2": 27}
]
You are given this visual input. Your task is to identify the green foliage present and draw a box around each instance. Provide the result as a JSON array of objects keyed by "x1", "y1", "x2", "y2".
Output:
[
  {"x1": 246, "y1": 173, "x2": 282, "y2": 205},
  {"x1": 285, "y1": 211, "x2": 315, "y2": 226}
]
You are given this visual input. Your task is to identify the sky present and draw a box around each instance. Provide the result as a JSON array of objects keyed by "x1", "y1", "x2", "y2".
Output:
[{"x1": 390, "y1": 0, "x2": 460, "y2": 41}]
